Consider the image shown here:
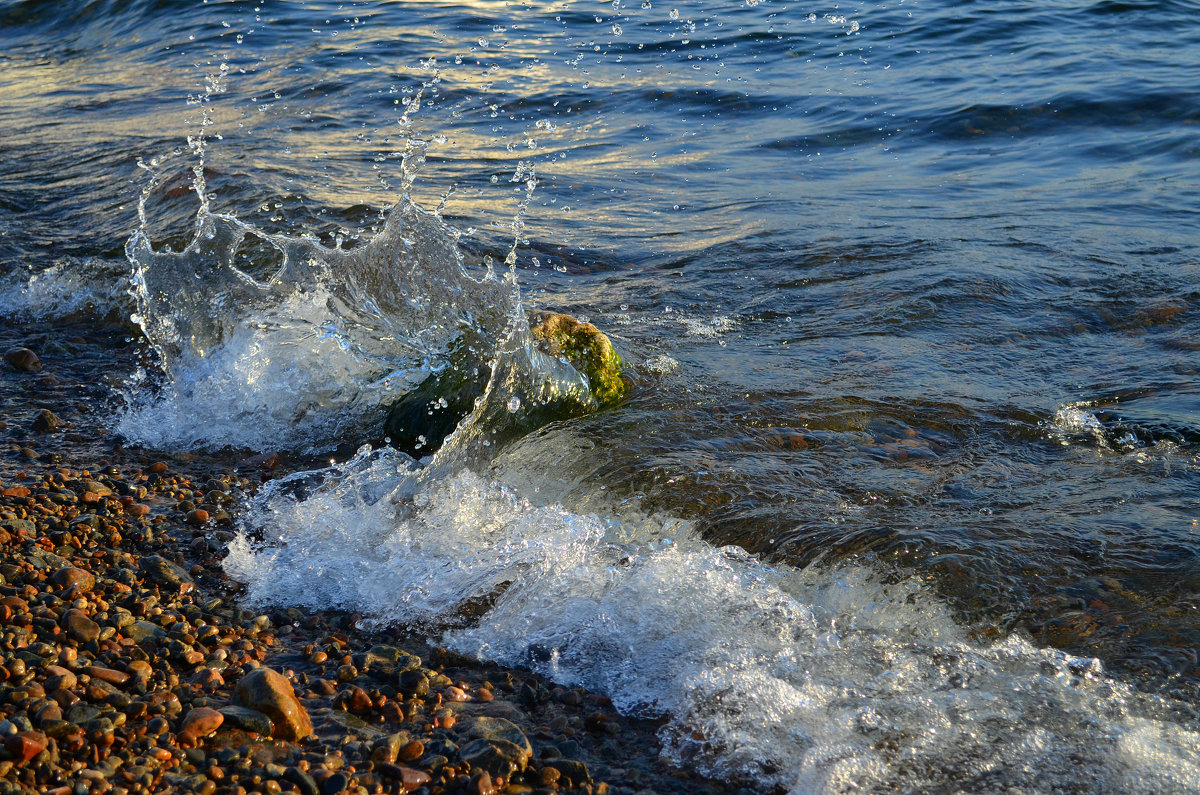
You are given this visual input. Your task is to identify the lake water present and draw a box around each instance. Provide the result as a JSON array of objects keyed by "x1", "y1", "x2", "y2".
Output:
[{"x1": 3, "y1": 0, "x2": 1200, "y2": 791}]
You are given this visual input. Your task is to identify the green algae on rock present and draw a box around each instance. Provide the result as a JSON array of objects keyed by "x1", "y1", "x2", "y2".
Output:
[
  {"x1": 383, "y1": 311, "x2": 629, "y2": 457},
  {"x1": 528, "y1": 312, "x2": 628, "y2": 408}
]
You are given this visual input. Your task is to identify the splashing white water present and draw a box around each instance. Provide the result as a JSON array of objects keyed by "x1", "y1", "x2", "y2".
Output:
[
  {"x1": 119, "y1": 193, "x2": 520, "y2": 451},
  {"x1": 225, "y1": 446, "x2": 1200, "y2": 794},
  {"x1": 0, "y1": 257, "x2": 131, "y2": 320}
]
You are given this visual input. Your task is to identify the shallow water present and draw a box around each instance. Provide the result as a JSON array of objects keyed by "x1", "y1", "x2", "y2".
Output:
[{"x1": 3, "y1": 0, "x2": 1200, "y2": 791}]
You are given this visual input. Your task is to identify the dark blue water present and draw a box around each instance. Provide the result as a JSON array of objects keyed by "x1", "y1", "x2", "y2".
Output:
[{"x1": 3, "y1": 1, "x2": 1200, "y2": 791}]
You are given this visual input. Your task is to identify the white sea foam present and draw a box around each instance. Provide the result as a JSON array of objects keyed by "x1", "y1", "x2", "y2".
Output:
[
  {"x1": 117, "y1": 285, "x2": 418, "y2": 451},
  {"x1": 1050, "y1": 403, "x2": 1142, "y2": 452},
  {"x1": 0, "y1": 257, "x2": 131, "y2": 320},
  {"x1": 225, "y1": 446, "x2": 1200, "y2": 794}
]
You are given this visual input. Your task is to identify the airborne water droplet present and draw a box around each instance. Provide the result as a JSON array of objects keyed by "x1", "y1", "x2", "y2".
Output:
[{"x1": 507, "y1": 396, "x2": 521, "y2": 413}]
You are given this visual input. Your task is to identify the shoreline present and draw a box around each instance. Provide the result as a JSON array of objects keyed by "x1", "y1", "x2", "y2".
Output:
[{"x1": 0, "y1": 327, "x2": 744, "y2": 795}]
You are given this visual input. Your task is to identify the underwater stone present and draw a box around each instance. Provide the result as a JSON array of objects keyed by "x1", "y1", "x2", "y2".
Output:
[{"x1": 4, "y1": 347, "x2": 42, "y2": 373}]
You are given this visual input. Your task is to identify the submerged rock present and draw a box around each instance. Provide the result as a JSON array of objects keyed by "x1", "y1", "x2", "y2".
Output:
[
  {"x1": 4, "y1": 347, "x2": 42, "y2": 373},
  {"x1": 383, "y1": 312, "x2": 628, "y2": 456}
]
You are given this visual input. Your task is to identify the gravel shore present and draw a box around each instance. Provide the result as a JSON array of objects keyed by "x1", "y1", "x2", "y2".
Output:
[{"x1": 0, "y1": 322, "x2": 744, "y2": 795}]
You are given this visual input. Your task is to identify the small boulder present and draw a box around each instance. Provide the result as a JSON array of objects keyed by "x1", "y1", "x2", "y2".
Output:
[
  {"x1": 458, "y1": 738, "x2": 530, "y2": 779},
  {"x1": 4, "y1": 348, "x2": 42, "y2": 373},
  {"x1": 531, "y1": 312, "x2": 628, "y2": 406},
  {"x1": 363, "y1": 645, "x2": 421, "y2": 675},
  {"x1": 233, "y1": 667, "x2": 313, "y2": 741},
  {"x1": 139, "y1": 555, "x2": 195, "y2": 591},
  {"x1": 31, "y1": 409, "x2": 61, "y2": 433},
  {"x1": 470, "y1": 716, "x2": 532, "y2": 763}
]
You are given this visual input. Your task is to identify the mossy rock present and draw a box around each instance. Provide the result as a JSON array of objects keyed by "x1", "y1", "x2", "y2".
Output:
[
  {"x1": 529, "y1": 312, "x2": 628, "y2": 407},
  {"x1": 383, "y1": 312, "x2": 628, "y2": 457}
]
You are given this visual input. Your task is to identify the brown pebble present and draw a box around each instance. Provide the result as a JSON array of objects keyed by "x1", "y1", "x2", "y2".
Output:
[
  {"x1": 61, "y1": 608, "x2": 100, "y2": 643},
  {"x1": 4, "y1": 731, "x2": 47, "y2": 763},
  {"x1": 187, "y1": 509, "x2": 210, "y2": 525},
  {"x1": 148, "y1": 461, "x2": 169, "y2": 473},
  {"x1": 445, "y1": 685, "x2": 470, "y2": 702},
  {"x1": 347, "y1": 686, "x2": 373, "y2": 713},
  {"x1": 127, "y1": 659, "x2": 153, "y2": 683},
  {"x1": 52, "y1": 566, "x2": 96, "y2": 593},
  {"x1": 397, "y1": 740, "x2": 424, "y2": 763},
  {"x1": 192, "y1": 668, "x2": 225, "y2": 689},
  {"x1": 311, "y1": 678, "x2": 337, "y2": 696},
  {"x1": 85, "y1": 665, "x2": 130, "y2": 686},
  {"x1": 477, "y1": 687, "x2": 494, "y2": 703},
  {"x1": 33, "y1": 701, "x2": 63, "y2": 726},
  {"x1": 1, "y1": 486, "x2": 31, "y2": 498},
  {"x1": 4, "y1": 347, "x2": 42, "y2": 372},
  {"x1": 180, "y1": 707, "x2": 225, "y2": 744},
  {"x1": 43, "y1": 664, "x2": 78, "y2": 691},
  {"x1": 378, "y1": 764, "x2": 430, "y2": 791},
  {"x1": 469, "y1": 771, "x2": 496, "y2": 795}
]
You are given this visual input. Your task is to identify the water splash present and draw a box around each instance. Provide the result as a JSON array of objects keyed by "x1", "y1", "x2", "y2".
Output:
[
  {"x1": 225, "y1": 445, "x2": 1200, "y2": 794},
  {"x1": 120, "y1": 172, "x2": 531, "y2": 452},
  {"x1": 0, "y1": 257, "x2": 131, "y2": 320}
]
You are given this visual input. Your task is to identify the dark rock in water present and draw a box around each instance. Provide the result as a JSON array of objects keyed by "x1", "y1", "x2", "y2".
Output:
[
  {"x1": 384, "y1": 342, "x2": 492, "y2": 456},
  {"x1": 469, "y1": 716, "x2": 532, "y2": 763},
  {"x1": 4, "y1": 347, "x2": 42, "y2": 372},
  {"x1": 383, "y1": 312, "x2": 628, "y2": 456},
  {"x1": 218, "y1": 705, "x2": 275, "y2": 736},
  {"x1": 544, "y1": 758, "x2": 592, "y2": 785},
  {"x1": 458, "y1": 737, "x2": 530, "y2": 778},
  {"x1": 140, "y1": 555, "x2": 195, "y2": 591},
  {"x1": 363, "y1": 644, "x2": 421, "y2": 675},
  {"x1": 31, "y1": 409, "x2": 61, "y2": 433}
]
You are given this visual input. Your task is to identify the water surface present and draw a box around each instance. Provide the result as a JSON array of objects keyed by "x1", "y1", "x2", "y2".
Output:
[{"x1": 2, "y1": 1, "x2": 1199, "y2": 791}]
